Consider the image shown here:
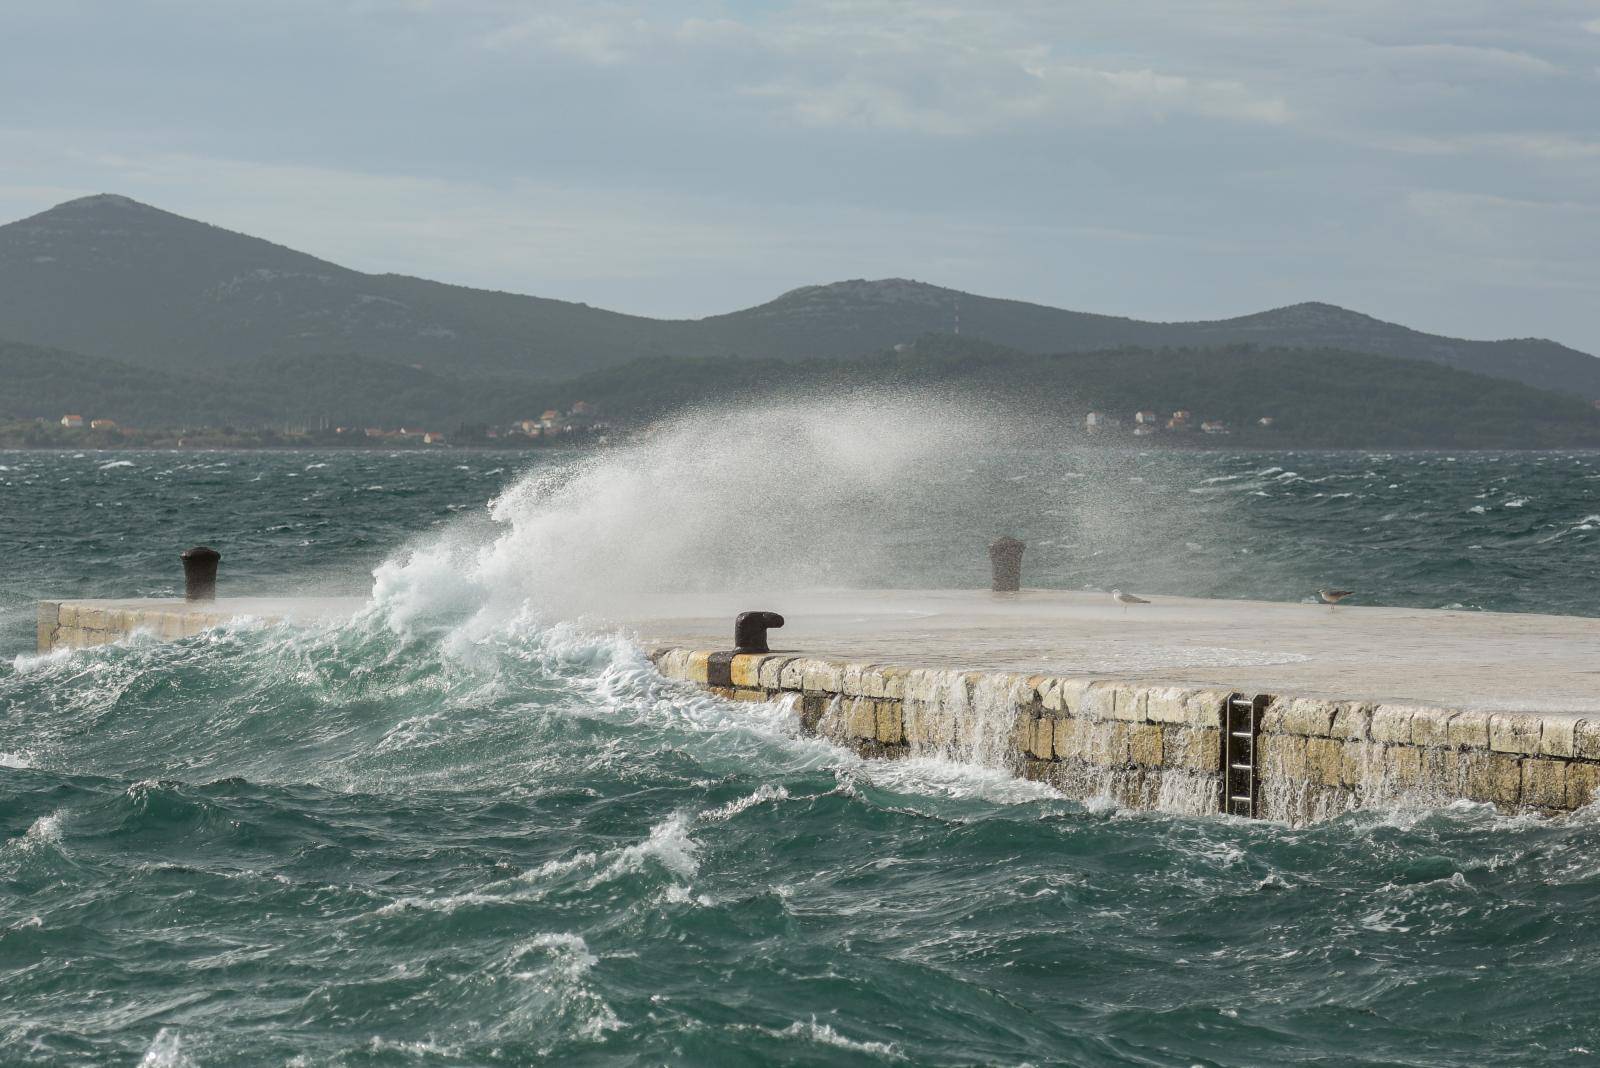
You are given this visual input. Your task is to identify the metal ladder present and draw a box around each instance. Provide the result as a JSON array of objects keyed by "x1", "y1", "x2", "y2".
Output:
[{"x1": 1222, "y1": 693, "x2": 1267, "y2": 817}]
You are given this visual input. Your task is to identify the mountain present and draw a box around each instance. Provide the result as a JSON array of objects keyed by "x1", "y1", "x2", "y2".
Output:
[
  {"x1": 2, "y1": 194, "x2": 1598, "y2": 399},
  {"x1": 0, "y1": 339, "x2": 273, "y2": 427}
]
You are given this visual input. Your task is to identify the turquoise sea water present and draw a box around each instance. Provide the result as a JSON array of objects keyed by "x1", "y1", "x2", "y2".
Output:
[{"x1": 5, "y1": 433, "x2": 1600, "y2": 1065}]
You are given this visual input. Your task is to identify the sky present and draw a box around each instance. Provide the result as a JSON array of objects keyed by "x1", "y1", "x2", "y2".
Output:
[{"x1": 2, "y1": 1, "x2": 1598, "y2": 351}]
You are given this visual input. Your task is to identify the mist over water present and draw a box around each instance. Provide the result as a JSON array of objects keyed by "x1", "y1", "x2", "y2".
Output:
[
  {"x1": 4, "y1": 431, "x2": 1600, "y2": 1064},
  {"x1": 370, "y1": 393, "x2": 1004, "y2": 625}
]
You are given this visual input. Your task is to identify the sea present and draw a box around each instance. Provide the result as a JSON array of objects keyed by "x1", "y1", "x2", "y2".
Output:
[{"x1": 5, "y1": 401, "x2": 1600, "y2": 1065}]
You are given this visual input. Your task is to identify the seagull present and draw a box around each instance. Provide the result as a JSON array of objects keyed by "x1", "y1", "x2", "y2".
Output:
[
  {"x1": 1318, "y1": 588, "x2": 1354, "y2": 611},
  {"x1": 1112, "y1": 589, "x2": 1150, "y2": 613}
]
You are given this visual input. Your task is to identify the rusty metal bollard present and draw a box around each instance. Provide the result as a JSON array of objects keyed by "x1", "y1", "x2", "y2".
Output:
[
  {"x1": 181, "y1": 546, "x2": 221, "y2": 602},
  {"x1": 988, "y1": 536, "x2": 1025, "y2": 592},
  {"x1": 734, "y1": 611, "x2": 785, "y2": 654}
]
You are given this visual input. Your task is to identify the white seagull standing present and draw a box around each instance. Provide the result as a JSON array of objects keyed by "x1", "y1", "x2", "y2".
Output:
[{"x1": 1111, "y1": 589, "x2": 1150, "y2": 614}]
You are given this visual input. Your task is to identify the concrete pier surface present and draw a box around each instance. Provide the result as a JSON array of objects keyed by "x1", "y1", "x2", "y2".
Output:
[
  {"x1": 34, "y1": 590, "x2": 1600, "y2": 822},
  {"x1": 623, "y1": 589, "x2": 1600, "y2": 716}
]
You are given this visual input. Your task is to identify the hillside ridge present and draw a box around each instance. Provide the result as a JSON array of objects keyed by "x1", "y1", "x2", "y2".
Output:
[{"x1": 1, "y1": 194, "x2": 1596, "y2": 398}]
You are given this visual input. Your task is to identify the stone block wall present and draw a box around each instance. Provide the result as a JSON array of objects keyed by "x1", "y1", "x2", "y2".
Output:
[
  {"x1": 651, "y1": 647, "x2": 1600, "y2": 824},
  {"x1": 37, "y1": 601, "x2": 234, "y2": 653}
]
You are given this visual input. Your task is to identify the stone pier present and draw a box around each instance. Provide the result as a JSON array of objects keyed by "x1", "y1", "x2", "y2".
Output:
[{"x1": 33, "y1": 589, "x2": 1600, "y2": 824}]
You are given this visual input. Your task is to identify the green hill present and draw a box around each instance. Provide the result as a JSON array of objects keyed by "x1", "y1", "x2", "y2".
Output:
[
  {"x1": 13, "y1": 333, "x2": 1594, "y2": 449},
  {"x1": 3, "y1": 195, "x2": 1598, "y2": 400}
]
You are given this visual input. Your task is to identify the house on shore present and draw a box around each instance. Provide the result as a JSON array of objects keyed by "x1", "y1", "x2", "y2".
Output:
[{"x1": 60, "y1": 414, "x2": 83, "y2": 429}]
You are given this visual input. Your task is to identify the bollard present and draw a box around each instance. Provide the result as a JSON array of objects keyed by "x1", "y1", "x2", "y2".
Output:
[
  {"x1": 181, "y1": 545, "x2": 221, "y2": 602},
  {"x1": 988, "y1": 536, "x2": 1025, "y2": 592},
  {"x1": 734, "y1": 611, "x2": 785, "y2": 654}
]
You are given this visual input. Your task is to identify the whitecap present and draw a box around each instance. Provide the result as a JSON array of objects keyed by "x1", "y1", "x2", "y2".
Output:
[
  {"x1": 139, "y1": 1029, "x2": 196, "y2": 1068},
  {"x1": 702, "y1": 784, "x2": 789, "y2": 822},
  {"x1": 771, "y1": 1018, "x2": 903, "y2": 1058}
]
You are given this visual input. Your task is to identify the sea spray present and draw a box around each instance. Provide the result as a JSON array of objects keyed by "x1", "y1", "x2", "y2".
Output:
[{"x1": 370, "y1": 392, "x2": 1006, "y2": 625}]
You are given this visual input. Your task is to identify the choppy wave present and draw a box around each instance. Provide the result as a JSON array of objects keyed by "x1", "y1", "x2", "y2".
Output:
[{"x1": 5, "y1": 435, "x2": 1600, "y2": 1063}]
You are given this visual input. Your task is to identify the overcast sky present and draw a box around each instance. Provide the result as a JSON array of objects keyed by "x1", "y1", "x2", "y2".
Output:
[{"x1": 2, "y1": 1, "x2": 1597, "y2": 351}]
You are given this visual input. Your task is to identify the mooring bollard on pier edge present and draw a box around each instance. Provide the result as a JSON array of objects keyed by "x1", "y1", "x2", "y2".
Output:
[
  {"x1": 181, "y1": 545, "x2": 221, "y2": 602},
  {"x1": 734, "y1": 611, "x2": 785, "y2": 654},
  {"x1": 988, "y1": 536, "x2": 1025, "y2": 592}
]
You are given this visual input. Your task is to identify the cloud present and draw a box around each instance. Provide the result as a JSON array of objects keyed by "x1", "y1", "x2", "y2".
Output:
[
  {"x1": 1381, "y1": 132, "x2": 1600, "y2": 161},
  {"x1": 471, "y1": 1, "x2": 1291, "y2": 134},
  {"x1": 1380, "y1": 42, "x2": 1564, "y2": 77}
]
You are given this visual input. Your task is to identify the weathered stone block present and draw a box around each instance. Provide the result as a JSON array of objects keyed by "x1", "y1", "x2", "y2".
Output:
[
  {"x1": 1260, "y1": 734, "x2": 1308, "y2": 780},
  {"x1": 682, "y1": 650, "x2": 712, "y2": 685},
  {"x1": 1385, "y1": 745, "x2": 1423, "y2": 789},
  {"x1": 36, "y1": 602, "x2": 59, "y2": 652},
  {"x1": 1464, "y1": 751, "x2": 1522, "y2": 808},
  {"x1": 1410, "y1": 710, "x2": 1457, "y2": 748},
  {"x1": 730, "y1": 654, "x2": 767, "y2": 690},
  {"x1": 1331, "y1": 702, "x2": 1373, "y2": 741},
  {"x1": 802, "y1": 660, "x2": 843, "y2": 694},
  {"x1": 158, "y1": 613, "x2": 186, "y2": 640},
  {"x1": 1038, "y1": 676, "x2": 1066, "y2": 712},
  {"x1": 1128, "y1": 724, "x2": 1163, "y2": 767},
  {"x1": 860, "y1": 666, "x2": 886, "y2": 699},
  {"x1": 1370, "y1": 705, "x2": 1417, "y2": 744},
  {"x1": 875, "y1": 701, "x2": 904, "y2": 745},
  {"x1": 1258, "y1": 698, "x2": 1287, "y2": 735},
  {"x1": 1087, "y1": 721, "x2": 1131, "y2": 766},
  {"x1": 1052, "y1": 716, "x2": 1083, "y2": 760},
  {"x1": 1167, "y1": 727, "x2": 1221, "y2": 773},
  {"x1": 758, "y1": 656, "x2": 791, "y2": 690},
  {"x1": 841, "y1": 697, "x2": 877, "y2": 740},
  {"x1": 1489, "y1": 713, "x2": 1543, "y2": 756},
  {"x1": 799, "y1": 693, "x2": 829, "y2": 732},
  {"x1": 879, "y1": 667, "x2": 907, "y2": 701},
  {"x1": 1057, "y1": 678, "x2": 1095, "y2": 717},
  {"x1": 1184, "y1": 690, "x2": 1229, "y2": 730},
  {"x1": 1028, "y1": 717, "x2": 1055, "y2": 760},
  {"x1": 1340, "y1": 740, "x2": 1381, "y2": 789},
  {"x1": 901, "y1": 668, "x2": 934, "y2": 704},
  {"x1": 1283, "y1": 697, "x2": 1340, "y2": 737},
  {"x1": 1144, "y1": 687, "x2": 1192, "y2": 725},
  {"x1": 1538, "y1": 717, "x2": 1580, "y2": 759},
  {"x1": 1447, "y1": 710, "x2": 1492, "y2": 750},
  {"x1": 1565, "y1": 763, "x2": 1600, "y2": 810},
  {"x1": 1109, "y1": 685, "x2": 1147, "y2": 722},
  {"x1": 904, "y1": 702, "x2": 954, "y2": 749},
  {"x1": 1305, "y1": 737, "x2": 1345, "y2": 787},
  {"x1": 1574, "y1": 721, "x2": 1600, "y2": 761},
  {"x1": 778, "y1": 659, "x2": 806, "y2": 691},
  {"x1": 57, "y1": 603, "x2": 79, "y2": 628},
  {"x1": 839, "y1": 662, "x2": 865, "y2": 696},
  {"x1": 1521, "y1": 759, "x2": 1568, "y2": 809},
  {"x1": 727, "y1": 688, "x2": 772, "y2": 704}
]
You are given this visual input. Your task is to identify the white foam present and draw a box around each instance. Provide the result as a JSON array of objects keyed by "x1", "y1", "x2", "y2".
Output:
[
  {"x1": 139, "y1": 1028, "x2": 196, "y2": 1068},
  {"x1": 598, "y1": 812, "x2": 700, "y2": 881},
  {"x1": 771, "y1": 1018, "x2": 903, "y2": 1058},
  {"x1": 702, "y1": 784, "x2": 790, "y2": 822}
]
